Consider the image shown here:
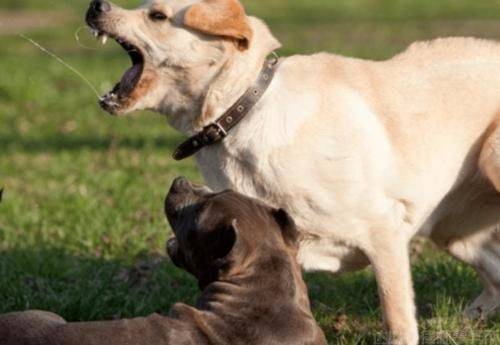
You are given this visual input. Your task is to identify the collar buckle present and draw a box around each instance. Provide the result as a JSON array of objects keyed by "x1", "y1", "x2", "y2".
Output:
[
  {"x1": 173, "y1": 54, "x2": 279, "y2": 161},
  {"x1": 209, "y1": 121, "x2": 228, "y2": 138},
  {"x1": 200, "y1": 122, "x2": 227, "y2": 145}
]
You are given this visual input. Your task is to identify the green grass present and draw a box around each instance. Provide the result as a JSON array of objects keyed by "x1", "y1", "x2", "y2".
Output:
[{"x1": 0, "y1": 1, "x2": 499, "y2": 344}]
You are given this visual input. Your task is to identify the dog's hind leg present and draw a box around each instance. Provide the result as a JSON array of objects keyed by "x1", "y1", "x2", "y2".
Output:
[
  {"x1": 454, "y1": 119, "x2": 500, "y2": 318},
  {"x1": 445, "y1": 227, "x2": 500, "y2": 319},
  {"x1": 431, "y1": 120, "x2": 500, "y2": 318},
  {"x1": 479, "y1": 118, "x2": 500, "y2": 193},
  {"x1": 432, "y1": 203, "x2": 500, "y2": 319}
]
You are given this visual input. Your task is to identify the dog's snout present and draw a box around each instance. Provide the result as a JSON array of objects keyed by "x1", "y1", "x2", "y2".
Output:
[
  {"x1": 91, "y1": 0, "x2": 111, "y2": 13},
  {"x1": 165, "y1": 178, "x2": 213, "y2": 224},
  {"x1": 165, "y1": 177, "x2": 194, "y2": 220},
  {"x1": 172, "y1": 177, "x2": 191, "y2": 193}
]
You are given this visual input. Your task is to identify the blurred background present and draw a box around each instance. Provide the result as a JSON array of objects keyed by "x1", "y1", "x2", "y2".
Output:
[{"x1": 0, "y1": 1, "x2": 499, "y2": 344}]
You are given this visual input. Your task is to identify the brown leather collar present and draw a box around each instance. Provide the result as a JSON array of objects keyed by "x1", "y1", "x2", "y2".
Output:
[{"x1": 173, "y1": 56, "x2": 279, "y2": 161}]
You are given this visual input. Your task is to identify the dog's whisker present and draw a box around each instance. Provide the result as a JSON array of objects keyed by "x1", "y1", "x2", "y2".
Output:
[
  {"x1": 19, "y1": 34, "x2": 103, "y2": 100},
  {"x1": 74, "y1": 26, "x2": 100, "y2": 51}
]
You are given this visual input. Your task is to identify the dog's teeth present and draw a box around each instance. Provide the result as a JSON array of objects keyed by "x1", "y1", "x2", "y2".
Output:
[{"x1": 101, "y1": 35, "x2": 108, "y2": 45}]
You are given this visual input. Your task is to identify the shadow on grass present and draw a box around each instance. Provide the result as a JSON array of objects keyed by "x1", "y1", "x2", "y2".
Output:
[
  {"x1": 0, "y1": 246, "x2": 198, "y2": 321},
  {"x1": 0, "y1": 246, "x2": 487, "y2": 318},
  {"x1": 305, "y1": 257, "x2": 500, "y2": 343},
  {"x1": 0, "y1": 134, "x2": 185, "y2": 154},
  {"x1": 305, "y1": 256, "x2": 483, "y2": 319},
  {"x1": 0, "y1": 246, "x2": 497, "y2": 344}
]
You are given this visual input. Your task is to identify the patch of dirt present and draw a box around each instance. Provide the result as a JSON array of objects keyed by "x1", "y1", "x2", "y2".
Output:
[{"x1": 0, "y1": 10, "x2": 72, "y2": 35}]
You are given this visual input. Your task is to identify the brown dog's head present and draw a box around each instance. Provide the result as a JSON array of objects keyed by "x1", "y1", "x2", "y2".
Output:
[
  {"x1": 85, "y1": 0, "x2": 280, "y2": 122},
  {"x1": 165, "y1": 177, "x2": 298, "y2": 289}
]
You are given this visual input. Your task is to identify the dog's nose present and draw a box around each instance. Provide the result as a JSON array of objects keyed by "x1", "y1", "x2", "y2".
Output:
[{"x1": 90, "y1": 0, "x2": 111, "y2": 13}]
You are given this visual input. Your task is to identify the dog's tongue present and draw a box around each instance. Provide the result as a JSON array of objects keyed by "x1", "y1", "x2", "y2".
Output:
[{"x1": 119, "y1": 64, "x2": 142, "y2": 94}]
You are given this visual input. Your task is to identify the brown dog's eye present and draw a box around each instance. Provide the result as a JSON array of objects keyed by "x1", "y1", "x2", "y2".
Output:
[{"x1": 149, "y1": 11, "x2": 167, "y2": 21}]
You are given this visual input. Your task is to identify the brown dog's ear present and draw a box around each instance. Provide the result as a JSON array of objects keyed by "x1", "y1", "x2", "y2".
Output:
[
  {"x1": 197, "y1": 220, "x2": 238, "y2": 289},
  {"x1": 184, "y1": 0, "x2": 253, "y2": 50},
  {"x1": 272, "y1": 209, "x2": 299, "y2": 247},
  {"x1": 206, "y1": 219, "x2": 238, "y2": 266}
]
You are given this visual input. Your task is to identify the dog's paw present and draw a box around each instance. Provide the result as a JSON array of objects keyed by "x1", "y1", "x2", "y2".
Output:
[{"x1": 464, "y1": 291, "x2": 499, "y2": 320}]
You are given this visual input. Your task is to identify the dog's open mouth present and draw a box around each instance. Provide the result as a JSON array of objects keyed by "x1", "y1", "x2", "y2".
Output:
[{"x1": 89, "y1": 28, "x2": 145, "y2": 113}]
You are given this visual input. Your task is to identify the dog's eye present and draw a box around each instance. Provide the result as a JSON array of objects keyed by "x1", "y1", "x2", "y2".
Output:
[{"x1": 149, "y1": 11, "x2": 168, "y2": 21}]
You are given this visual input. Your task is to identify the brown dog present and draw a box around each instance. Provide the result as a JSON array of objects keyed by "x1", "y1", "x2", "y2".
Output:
[{"x1": 0, "y1": 177, "x2": 326, "y2": 345}]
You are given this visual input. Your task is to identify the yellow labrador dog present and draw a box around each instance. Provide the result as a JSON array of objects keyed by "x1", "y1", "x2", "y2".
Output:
[{"x1": 85, "y1": 0, "x2": 500, "y2": 344}]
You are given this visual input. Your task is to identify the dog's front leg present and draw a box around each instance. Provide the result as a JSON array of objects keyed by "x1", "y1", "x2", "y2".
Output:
[{"x1": 366, "y1": 231, "x2": 418, "y2": 345}]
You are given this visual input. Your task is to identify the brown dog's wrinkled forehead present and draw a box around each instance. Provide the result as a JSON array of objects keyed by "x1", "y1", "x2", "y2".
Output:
[
  {"x1": 165, "y1": 177, "x2": 299, "y2": 249},
  {"x1": 202, "y1": 191, "x2": 273, "y2": 224}
]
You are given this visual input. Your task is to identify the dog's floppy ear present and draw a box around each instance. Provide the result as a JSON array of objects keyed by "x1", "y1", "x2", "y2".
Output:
[
  {"x1": 184, "y1": 0, "x2": 253, "y2": 50},
  {"x1": 206, "y1": 219, "x2": 238, "y2": 266},
  {"x1": 272, "y1": 208, "x2": 299, "y2": 247},
  {"x1": 197, "y1": 219, "x2": 238, "y2": 289}
]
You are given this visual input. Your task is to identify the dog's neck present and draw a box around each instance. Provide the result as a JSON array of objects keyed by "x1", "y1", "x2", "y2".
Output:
[
  {"x1": 160, "y1": 17, "x2": 281, "y2": 135},
  {"x1": 196, "y1": 245, "x2": 312, "y2": 315},
  {"x1": 167, "y1": 241, "x2": 320, "y2": 344}
]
